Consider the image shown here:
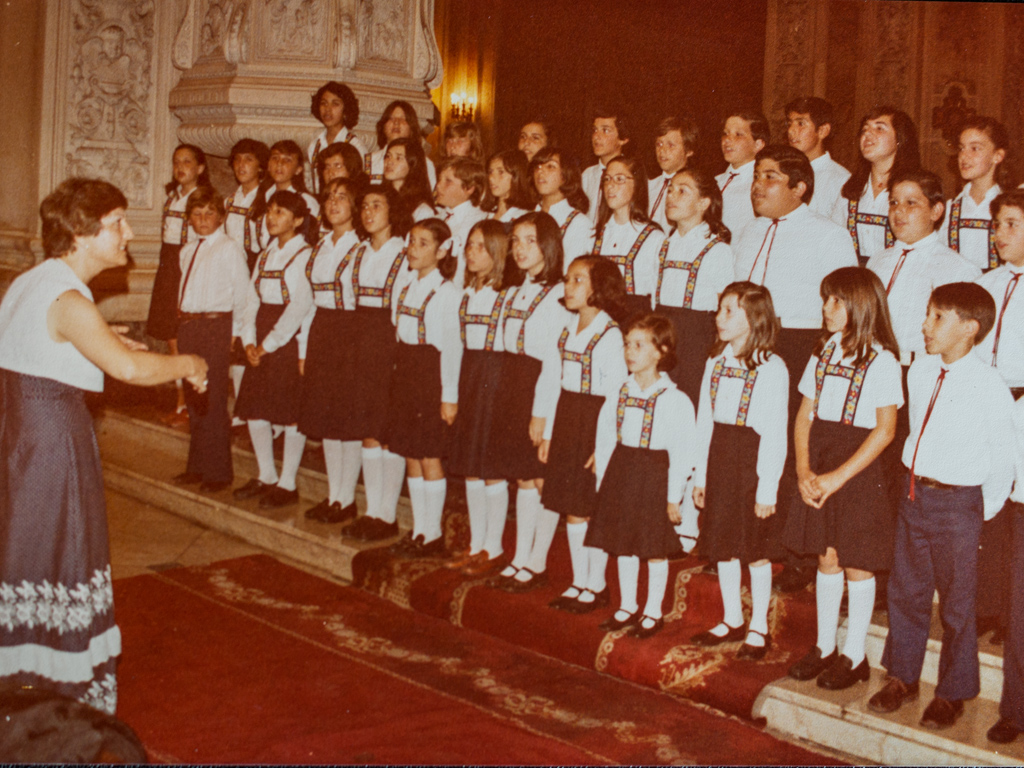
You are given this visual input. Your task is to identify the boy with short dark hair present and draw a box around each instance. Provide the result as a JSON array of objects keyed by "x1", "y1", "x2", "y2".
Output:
[
  {"x1": 869, "y1": 282, "x2": 1015, "y2": 730},
  {"x1": 648, "y1": 117, "x2": 698, "y2": 231},
  {"x1": 433, "y1": 157, "x2": 487, "y2": 286},
  {"x1": 785, "y1": 97, "x2": 850, "y2": 218},
  {"x1": 582, "y1": 107, "x2": 630, "y2": 222},
  {"x1": 717, "y1": 110, "x2": 769, "y2": 239}
]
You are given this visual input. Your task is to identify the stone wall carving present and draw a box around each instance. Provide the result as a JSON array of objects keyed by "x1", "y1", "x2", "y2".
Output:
[
  {"x1": 264, "y1": 0, "x2": 328, "y2": 60},
  {"x1": 358, "y1": 0, "x2": 408, "y2": 65},
  {"x1": 871, "y1": 3, "x2": 916, "y2": 110},
  {"x1": 64, "y1": 0, "x2": 156, "y2": 208}
]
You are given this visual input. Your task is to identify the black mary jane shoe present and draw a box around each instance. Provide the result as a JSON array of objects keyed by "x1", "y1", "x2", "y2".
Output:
[
  {"x1": 487, "y1": 568, "x2": 520, "y2": 589},
  {"x1": 816, "y1": 655, "x2": 870, "y2": 690},
  {"x1": 630, "y1": 616, "x2": 665, "y2": 640},
  {"x1": 549, "y1": 588, "x2": 584, "y2": 612},
  {"x1": 736, "y1": 630, "x2": 772, "y2": 661},
  {"x1": 320, "y1": 501, "x2": 359, "y2": 524},
  {"x1": 504, "y1": 568, "x2": 548, "y2": 594},
  {"x1": 304, "y1": 498, "x2": 334, "y2": 521},
  {"x1": 233, "y1": 478, "x2": 271, "y2": 500},
  {"x1": 599, "y1": 610, "x2": 640, "y2": 632},
  {"x1": 259, "y1": 486, "x2": 299, "y2": 509},
  {"x1": 789, "y1": 646, "x2": 838, "y2": 681},
  {"x1": 690, "y1": 622, "x2": 746, "y2": 647},
  {"x1": 565, "y1": 587, "x2": 611, "y2": 615}
]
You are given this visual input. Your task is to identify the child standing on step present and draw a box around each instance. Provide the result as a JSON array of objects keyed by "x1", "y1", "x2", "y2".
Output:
[
  {"x1": 543, "y1": 256, "x2": 628, "y2": 615},
  {"x1": 784, "y1": 267, "x2": 902, "y2": 690},
  {"x1": 690, "y1": 282, "x2": 789, "y2": 660},
  {"x1": 585, "y1": 314, "x2": 695, "y2": 639}
]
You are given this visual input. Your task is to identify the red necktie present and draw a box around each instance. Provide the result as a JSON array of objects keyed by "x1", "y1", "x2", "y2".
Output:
[
  {"x1": 885, "y1": 248, "x2": 912, "y2": 294},
  {"x1": 908, "y1": 367, "x2": 947, "y2": 500},
  {"x1": 720, "y1": 172, "x2": 739, "y2": 192},
  {"x1": 747, "y1": 219, "x2": 782, "y2": 284},
  {"x1": 650, "y1": 177, "x2": 670, "y2": 217},
  {"x1": 992, "y1": 272, "x2": 1021, "y2": 367}
]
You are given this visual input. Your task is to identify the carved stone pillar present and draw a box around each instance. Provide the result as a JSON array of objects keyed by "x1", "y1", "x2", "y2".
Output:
[{"x1": 168, "y1": 0, "x2": 443, "y2": 157}]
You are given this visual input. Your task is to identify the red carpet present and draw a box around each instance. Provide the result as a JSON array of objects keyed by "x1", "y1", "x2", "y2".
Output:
[
  {"x1": 114, "y1": 555, "x2": 841, "y2": 765},
  {"x1": 353, "y1": 511, "x2": 822, "y2": 721}
]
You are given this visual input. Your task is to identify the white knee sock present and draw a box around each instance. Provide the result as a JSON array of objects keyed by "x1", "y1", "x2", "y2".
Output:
[
  {"x1": 747, "y1": 562, "x2": 773, "y2": 644},
  {"x1": 643, "y1": 560, "x2": 670, "y2": 620},
  {"x1": 247, "y1": 420, "x2": 278, "y2": 485},
  {"x1": 322, "y1": 439, "x2": 344, "y2": 503},
  {"x1": 422, "y1": 478, "x2": 447, "y2": 543},
  {"x1": 483, "y1": 481, "x2": 508, "y2": 558},
  {"x1": 525, "y1": 504, "x2": 559, "y2": 574},
  {"x1": 584, "y1": 547, "x2": 609, "y2": 595},
  {"x1": 338, "y1": 440, "x2": 362, "y2": 508},
  {"x1": 407, "y1": 476, "x2": 425, "y2": 538},
  {"x1": 277, "y1": 426, "x2": 305, "y2": 491},
  {"x1": 617, "y1": 555, "x2": 640, "y2": 614},
  {"x1": 842, "y1": 577, "x2": 875, "y2": 666},
  {"x1": 465, "y1": 480, "x2": 487, "y2": 555},
  {"x1": 565, "y1": 521, "x2": 589, "y2": 590},
  {"x1": 815, "y1": 570, "x2": 845, "y2": 656},
  {"x1": 378, "y1": 450, "x2": 406, "y2": 524},
  {"x1": 361, "y1": 446, "x2": 383, "y2": 518},
  {"x1": 718, "y1": 559, "x2": 744, "y2": 629},
  {"x1": 510, "y1": 487, "x2": 540, "y2": 570}
]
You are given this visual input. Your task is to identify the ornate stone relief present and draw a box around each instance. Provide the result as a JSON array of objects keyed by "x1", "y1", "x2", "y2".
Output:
[
  {"x1": 264, "y1": 0, "x2": 328, "y2": 60},
  {"x1": 357, "y1": 0, "x2": 408, "y2": 66},
  {"x1": 64, "y1": 0, "x2": 155, "y2": 207},
  {"x1": 200, "y1": 0, "x2": 249, "y2": 63}
]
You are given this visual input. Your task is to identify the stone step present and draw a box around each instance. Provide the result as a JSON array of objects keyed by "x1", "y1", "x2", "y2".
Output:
[
  {"x1": 95, "y1": 410, "x2": 412, "y2": 582},
  {"x1": 754, "y1": 668, "x2": 1024, "y2": 766}
]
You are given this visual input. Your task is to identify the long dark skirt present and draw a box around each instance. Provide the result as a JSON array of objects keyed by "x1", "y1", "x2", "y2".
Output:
[
  {"x1": 700, "y1": 422, "x2": 781, "y2": 564},
  {"x1": 447, "y1": 349, "x2": 505, "y2": 478},
  {"x1": 234, "y1": 304, "x2": 302, "y2": 425},
  {"x1": 385, "y1": 343, "x2": 449, "y2": 459},
  {"x1": 485, "y1": 353, "x2": 544, "y2": 480},
  {"x1": 146, "y1": 242, "x2": 183, "y2": 341},
  {"x1": 541, "y1": 391, "x2": 603, "y2": 518},
  {"x1": 656, "y1": 304, "x2": 716, "y2": 404},
  {"x1": 585, "y1": 445, "x2": 681, "y2": 559},
  {"x1": 298, "y1": 308, "x2": 357, "y2": 440},
  {"x1": 783, "y1": 419, "x2": 895, "y2": 572},
  {"x1": 0, "y1": 369, "x2": 119, "y2": 714},
  {"x1": 622, "y1": 293, "x2": 653, "y2": 322},
  {"x1": 337, "y1": 307, "x2": 397, "y2": 441}
]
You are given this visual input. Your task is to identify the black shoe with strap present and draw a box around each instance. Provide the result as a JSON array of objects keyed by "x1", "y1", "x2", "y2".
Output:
[
  {"x1": 816, "y1": 655, "x2": 870, "y2": 690},
  {"x1": 789, "y1": 646, "x2": 837, "y2": 681}
]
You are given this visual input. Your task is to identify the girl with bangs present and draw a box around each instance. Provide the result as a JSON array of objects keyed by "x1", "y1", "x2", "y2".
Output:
[
  {"x1": 691, "y1": 282, "x2": 789, "y2": 660},
  {"x1": 590, "y1": 154, "x2": 665, "y2": 319},
  {"x1": 531, "y1": 147, "x2": 593, "y2": 270},
  {"x1": 383, "y1": 136, "x2": 437, "y2": 222},
  {"x1": 253, "y1": 140, "x2": 320, "y2": 252},
  {"x1": 483, "y1": 149, "x2": 533, "y2": 225},
  {"x1": 784, "y1": 267, "x2": 902, "y2": 690},
  {"x1": 368, "y1": 100, "x2": 436, "y2": 187},
  {"x1": 316, "y1": 142, "x2": 367, "y2": 197}
]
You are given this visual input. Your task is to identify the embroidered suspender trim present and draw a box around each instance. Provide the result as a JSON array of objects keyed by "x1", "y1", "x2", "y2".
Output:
[
  {"x1": 396, "y1": 283, "x2": 438, "y2": 344},
  {"x1": 163, "y1": 194, "x2": 189, "y2": 246},
  {"x1": 709, "y1": 357, "x2": 759, "y2": 426},
  {"x1": 459, "y1": 290, "x2": 507, "y2": 350},
  {"x1": 503, "y1": 284, "x2": 554, "y2": 354},
  {"x1": 557, "y1": 321, "x2": 617, "y2": 395},
  {"x1": 227, "y1": 202, "x2": 253, "y2": 253},
  {"x1": 305, "y1": 238, "x2": 360, "y2": 309},
  {"x1": 656, "y1": 236, "x2": 721, "y2": 308},
  {"x1": 948, "y1": 197, "x2": 999, "y2": 270},
  {"x1": 352, "y1": 245, "x2": 406, "y2": 308},
  {"x1": 254, "y1": 245, "x2": 309, "y2": 304},
  {"x1": 592, "y1": 223, "x2": 658, "y2": 294},
  {"x1": 615, "y1": 383, "x2": 665, "y2": 447},
  {"x1": 560, "y1": 209, "x2": 581, "y2": 235},
  {"x1": 811, "y1": 340, "x2": 878, "y2": 425},
  {"x1": 846, "y1": 198, "x2": 894, "y2": 259}
]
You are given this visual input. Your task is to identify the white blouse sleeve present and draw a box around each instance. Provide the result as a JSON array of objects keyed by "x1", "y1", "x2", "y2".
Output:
[
  {"x1": 692, "y1": 358, "x2": 716, "y2": 490},
  {"x1": 436, "y1": 284, "x2": 463, "y2": 404},
  {"x1": 531, "y1": 294, "x2": 571, "y2": 424},
  {"x1": 664, "y1": 390, "x2": 697, "y2": 504},
  {"x1": 752, "y1": 357, "x2": 790, "y2": 506},
  {"x1": 593, "y1": 393, "x2": 618, "y2": 490}
]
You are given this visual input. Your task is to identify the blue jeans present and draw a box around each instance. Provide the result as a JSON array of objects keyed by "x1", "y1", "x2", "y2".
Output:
[{"x1": 882, "y1": 476, "x2": 983, "y2": 700}]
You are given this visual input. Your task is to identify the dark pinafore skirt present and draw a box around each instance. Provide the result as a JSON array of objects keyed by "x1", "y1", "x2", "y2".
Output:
[
  {"x1": 385, "y1": 342, "x2": 449, "y2": 459},
  {"x1": 333, "y1": 307, "x2": 397, "y2": 441},
  {"x1": 0, "y1": 369, "x2": 119, "y2": 713},
  {"x1": 234, "y1": 304, "x2": 302, "y2": 425},
  {"x1": 699, "y1": 422, "x2": 781, "y2": 564},
  {"x1": 541, "y1": 390, "x2": 603, "y2": 518},
  {"x1": 485, "y1": 353, "x2": 544, "y2": 480},
  {"x1": 783, "y1": 418, "x2": 895, "y2": 572},
  {"x1": 585, "y1": 445, "x2": 682, "y2": 559},
  {"x1": 656, "y1": 304, "x2": 716, "y2": 404},
  {"x1": 146, "y1": 242, "x2": 183, "y2": 341},
  {"x1": 622, "y1": 293, "x2": 653, "y2": 322},
  {"x1": 298, "y1": 307, "x2": 357, "y2": 440},
  {"x1": 447, "y1": 348, "x2": 505, "y2": 478}
]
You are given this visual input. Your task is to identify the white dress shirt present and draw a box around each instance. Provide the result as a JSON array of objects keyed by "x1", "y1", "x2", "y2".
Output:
[
  {"x1": 975, "y1": 264, "x2": 1024, "y2": 387},
  {"x1": 716, "y1": 160, "x2": 756, "y2": 240},
  {"x1": 392, "y1": 268, "x2": 463, "y2": 404},
  {"x1": 546, "y1": 311, "x2": 627, "y2": 440},
  {"x1": 733, "y1": 204, "x2": 858, "y2": 328},
  {"x1": 540, "y1": 199, "x2": 595, "y2": 272},
  {"x1": 241, "y1": 235, "x2": 315, "y2": 357},
  {"x1": 694, "y1": 349, "x2": 789, "y2": 505},
  {"x1": 830, "y1": 180, "x2": 890, "y2": 262},
  {"x1": 177, "y1": 228, "x2": 256, "y2": 338},
  {"x1": 594, "y1": 372, "x2": 696, "y2": 504},
  {"x1": 500, "y1": 276, "x2": 571, "y2": 424},
  {"x1": 225, "y1": 185, "x2": 259, "y2": 255},
  {"x1": 490, "y1": 206, "x2": 529, "y2": 224},
  {"x1": 442, "y1": 200, "x2": 488, "y2": 288},
  {"x1": 808, "y1": 152, "x2": 851, "y2": 219},
  {"x1": 797, "y1": 332, "x2": 903, "y2": 429},
  {"x1": 647, "y1": 171, "x2": 674, "y2": 232},
  {"x1": 162, "y1": 186, "x2": 196, "y2": 246},
  {"x1": 306, "y1": 127, "x2": 369, "y2": 193},
  {"x1": 460, "y1": 285, "x2": 507, "y2": 352},
  {"x1": 305, "y1": 230, "x2": 362, "y2": 311},
  {"x1": 902, "y1": 351, "x2": 1015, "y2": 518},
  {"x1": 867, "y1": 232, "x2": 981, "y2": 359},
  {"x1": 582, "y1": 161, "x2": 606, "y2": 223},
  {"x1": 591, "y1": 218, "x2": 666, "y2": 298},
  {"x1": 655, "y1": 223, "x2": 734, "y2": 311},
  {"x1": 939, "y1": 183, "x2": 1002, "y2": 271},
  {"x1": 349, "y1": 236, "x2": 410, "y2": 309}
]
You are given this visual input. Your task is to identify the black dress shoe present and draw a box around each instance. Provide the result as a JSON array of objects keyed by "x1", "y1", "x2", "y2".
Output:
[
  {"x1": 233, "y1": 478, "x2": 270, "y2": 500},
  {"x1": 360, "y1": 517, "x2": 399, "y2": 541},
  {"x1": 817, "y1": 655, "x2": 870, "y2": 690},
  {"x1": 172, "y1": 472, "x2": 203, "y2": 486},
  {"x1": 549, "y1": 588, "x2": 584, "y2": 612},
  {"x1": 389, "y1": 532, "x2": 422, "y2": 557},
  {"x1": 736, "y1": 630, "x2": 772, "y2": 661},
  {"x1": 690, "y1": 622, "x2": 746, "y2": 647},
  {"x1": 868, "y1": 677, "x2": 919, "y2": 713},
  {"x1": 317, "y1": 501, "x2": 358, "y2": 524},
  {"x1": 199, "y1": 480, "x2": 231, "y2": 493},
  {"x1": 564, "y1": 587, "x2": 611, "y2": 615},
  {"x1": 417, "y1": 536, "x2": 447, "y2": 557},
  {"x1": 920, "y1": 696, "x2": 964, "y2": 730},
  {"x1": 259, "y1": 486, "x2": 299, "y2": 508},
  {"x1": 304, "y1": 498, "x2": 333, "y2": 521},
  {"x1": 504, "y1": 569, "x2": 548, "y2": 593},
  {"x1": 630, "y1": 616, "x2": 665, "y2": 639},
  {"x1": 987, "y1": 717, "x2": 1022, "y2": 744},
  {"x1": 789, "y1": 646, "x2": 838, "y2": 681},
  {"x1": 599, "y1": 610, "x2": 640, "y2": 632}
]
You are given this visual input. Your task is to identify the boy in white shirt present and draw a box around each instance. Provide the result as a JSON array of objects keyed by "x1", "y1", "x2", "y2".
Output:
[
  {"x1": 717, "y1": 111, "x2": 769, "y2": 239},
  {"x1": 582, "y1": 107, "x2": 630, "y2": 221},
  {"x1": 785, "y1": 97, "x2": 850, "y2": 218},
  {"x1": 648, "y1": 117, "x2": 697, "y2": 232},
  {"x1": 433, "y1": 158, "x2": 488, "y2": 286}
]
